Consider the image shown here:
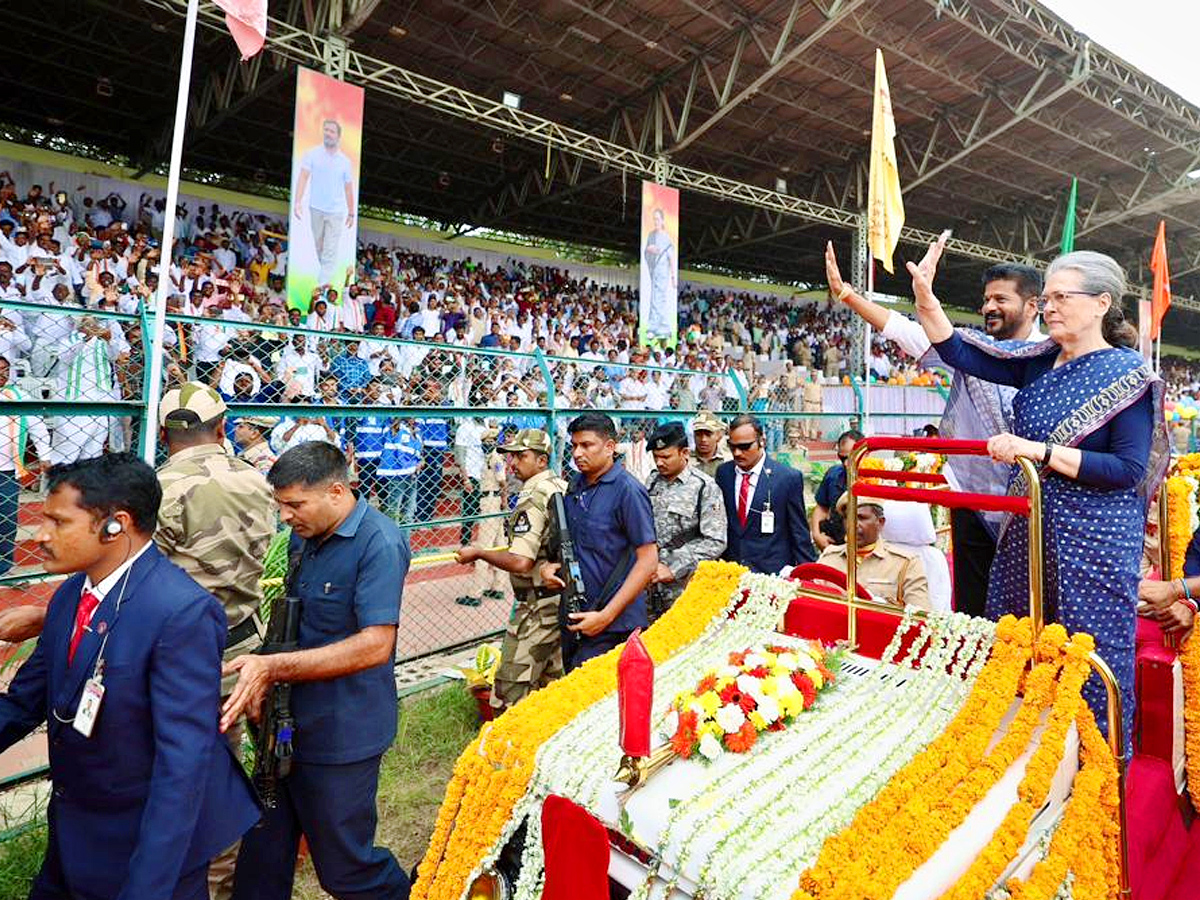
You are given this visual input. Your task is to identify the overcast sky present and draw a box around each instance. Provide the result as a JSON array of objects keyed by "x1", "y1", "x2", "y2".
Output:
[{"x1": 1042, "y1": 0, "x2": 1200, "y2": 106}]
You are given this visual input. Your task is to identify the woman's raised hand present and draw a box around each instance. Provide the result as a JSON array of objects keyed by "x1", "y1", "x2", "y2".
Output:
[{"x1": 906, "y1": 257, "x2": 941, "y2": 315}]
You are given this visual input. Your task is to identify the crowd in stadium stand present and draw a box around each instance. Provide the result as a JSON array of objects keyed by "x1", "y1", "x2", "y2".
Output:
[{"x1": 0, "y1": 172, "x2": 1193, "y2": 481}]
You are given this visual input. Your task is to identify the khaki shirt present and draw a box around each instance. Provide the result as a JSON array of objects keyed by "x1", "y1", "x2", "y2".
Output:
[
  {"x1": 823, "y1": 346, "x2": 841, "y2": 377},
  {"x1": 481, "y1": 448, "x2": 506, "y2": 493},
  {"x1": 817, "y1": 538, "x2": 930, "y2": 611},
  {"x1": 802, "y1": 380, "x2": 823, "y2": 407},
  {"x1": 506, "y1": 468, "x2": 568, "y2": 590},
  {"x1": 694, "y1": 442, "x2": 733, "y2": 479},
  {"x1": 155, "y1": 444, "x2": 278, "y2": 650},
  {"x1": 239, "y1": 440, "x2": 277, "y2": 477}
]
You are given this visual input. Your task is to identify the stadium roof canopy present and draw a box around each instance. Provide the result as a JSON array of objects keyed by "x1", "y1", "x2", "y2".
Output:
[{"x1": 6, "y1": 0, "x2": 1200, "y2": 330}]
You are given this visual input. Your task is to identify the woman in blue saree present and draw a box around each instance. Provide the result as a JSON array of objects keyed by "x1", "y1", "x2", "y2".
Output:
[{"x1": 910, "y1": 249, "x2": 1169, "y2": 748}]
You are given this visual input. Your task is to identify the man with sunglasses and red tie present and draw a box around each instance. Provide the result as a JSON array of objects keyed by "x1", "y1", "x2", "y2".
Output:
[
  {"x1": 717, "y1": 414, "x2": 816, "y2": 574},
  {"x1": 0, "y1": 453, "x2": 259, "y2": 900}
]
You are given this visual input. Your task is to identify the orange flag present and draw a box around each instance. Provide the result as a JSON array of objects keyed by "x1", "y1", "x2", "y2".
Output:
[{"x1": 1150, "y1": 220, "x2": 1171, "y2": 341}]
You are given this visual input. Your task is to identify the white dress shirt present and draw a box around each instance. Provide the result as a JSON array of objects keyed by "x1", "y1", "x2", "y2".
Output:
[
  {"x1": 80, "y1": 539, "x2": 155, "y2": 627},
  {"x1": 732, "y1": 452, "x2": 768, "y2": 516}
]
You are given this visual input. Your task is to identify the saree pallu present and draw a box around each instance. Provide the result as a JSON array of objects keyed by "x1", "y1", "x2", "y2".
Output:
[{"x1": 977, "y1": 340, "x2": 1169, "y2": 752}]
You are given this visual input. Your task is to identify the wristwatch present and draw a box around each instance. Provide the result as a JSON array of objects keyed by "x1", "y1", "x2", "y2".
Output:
[{"x1": 1042, "y1": 442, "x2": 1054, "y2": 466}]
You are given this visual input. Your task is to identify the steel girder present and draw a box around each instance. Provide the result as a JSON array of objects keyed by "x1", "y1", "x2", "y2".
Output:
[{"x1": 141, "y1": 0, "x2": 1200, "y2": 312}]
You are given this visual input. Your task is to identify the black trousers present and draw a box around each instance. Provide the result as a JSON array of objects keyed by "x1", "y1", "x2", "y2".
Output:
[
  {"x1": 232, "y1": 755, "x2": 409, "y2": 900},
  {"x1": 950, "y1": 507, "x2": 997, "y2": 618}
]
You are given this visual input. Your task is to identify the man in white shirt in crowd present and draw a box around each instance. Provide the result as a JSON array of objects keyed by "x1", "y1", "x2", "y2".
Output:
[
  {"x1": 26, "y1": 279, "x2": 77, "y2": 378},
  {"x1": 191, "y1": 305, "x2": 231, "y2": 385},
  {"x1": 277, "y1": 334, "x2": 322, "y2": 398},
  {"x1": 212, "y1": 238, "x2": 237, "y2": 275},
  {"x1": 619, "y1": 368, "x2": 650, "y2": 410},
  {"x1": 50, "y1": 316, "x2": 129, "y2": 464},
  {"x1": 293, "y1": 119, "x2": 356, "y2": 287}
]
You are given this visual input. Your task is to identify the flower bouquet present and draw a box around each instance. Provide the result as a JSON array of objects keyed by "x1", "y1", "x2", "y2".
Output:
[{"x1": 661, "y1": 641, "x2": 842, "y2": 762}]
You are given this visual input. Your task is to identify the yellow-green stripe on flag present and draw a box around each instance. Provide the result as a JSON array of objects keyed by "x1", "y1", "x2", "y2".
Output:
[{"x1": 868, "y1": 49, "x2": 904, "y2": 274}]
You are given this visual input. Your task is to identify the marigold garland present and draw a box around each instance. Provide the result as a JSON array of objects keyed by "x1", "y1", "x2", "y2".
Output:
[
  {"x1": 793, "y1": 624, "x2": 1109, "y2": 900},
  {"x1": 1006, "y1": 706, "x2": 1120, "y2": 900},
  {"x1": 1165, "y1": 474, "x2": 1197, "y2": 579},
  {"x1": 938, "y1": 631, "x2": 1094, "y2": 900},
  {"x1": 410, "y1": 561, "x2": 747, "y2": 900},
  {"x1": 793, "y1": 615, "x2": 1033, "y2": 900},
  {"x1": 1180, "y1": 629, "x2": 1200, "y2": 811}
]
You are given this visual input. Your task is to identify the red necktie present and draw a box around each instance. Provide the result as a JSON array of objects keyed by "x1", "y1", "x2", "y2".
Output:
[
  {"x1": 738, "y1": 471, "x2": 752, "y2": 527},
  {"x1": 68, "y1": 590, "x2": 100, "y2": 665}
]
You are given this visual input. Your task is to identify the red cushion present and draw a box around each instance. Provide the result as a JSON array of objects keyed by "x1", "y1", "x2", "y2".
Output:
[
  {"x1": 782, "y1": 596, "x2": 924, "y2": 662},
  {"x1": 541, "y1": 795, "x2": 610, "y2": 900}
]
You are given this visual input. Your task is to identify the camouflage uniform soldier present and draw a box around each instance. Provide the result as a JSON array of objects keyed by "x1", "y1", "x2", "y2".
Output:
[
  {"x1": 455, "y1": 429, "x2": 566, "y2": 710},
  {"x1": 691, "y1": 410, "x2": 732, "y2": 478},
  {"x1": 646, "y1": 422, "x2": 728, "y2": 621},
  {"x1": 154, "y1": 383, "x2": 278, "y2": 900}
]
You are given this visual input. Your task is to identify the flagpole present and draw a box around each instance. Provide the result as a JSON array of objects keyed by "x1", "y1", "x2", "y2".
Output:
[
  {"x1": 142, "y1": 0, "x2": 200, "y2": 464},
  {"x1": 864, "y1": 258, "x2": 874, "y2": 433}
]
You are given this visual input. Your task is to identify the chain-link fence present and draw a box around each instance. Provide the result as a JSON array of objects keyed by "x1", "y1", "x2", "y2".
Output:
[{"x1": 0, "y1": 303, "x2": 956, "y2": 657}]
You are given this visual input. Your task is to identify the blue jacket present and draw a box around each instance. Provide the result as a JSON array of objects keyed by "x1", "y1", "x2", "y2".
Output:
[
  {"x1": 716, "y1": 456, "x2": 816, "y2": 574},
  {"x1": 0, "y1": 545, "x2": 260, "y2": 900}
]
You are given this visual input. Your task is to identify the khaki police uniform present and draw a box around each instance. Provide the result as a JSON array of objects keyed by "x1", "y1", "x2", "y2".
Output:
[
  {"x1": 472, "y1": 443, "x2": 509, "y2": 599},
  {"x1": 691, "y1": 410, "x2": 732, "y2": 479},
  {"x1": 240, "y1": 440, "x2": 277, "y2": 476},
  {"x1": 492, "y1": 433, "x2": 567, "y2": 709},
  {"x1": 823, "y1": 343, "x2": 841, "y2": 379},
  {"x1": 237, "y1": 415, "x2": 279, "y2": 476},
  {"x1": 801, "y1": 378, "x2": 823, "y2": 439},
  {"x1": 817, "y1": 537, "x2": 930, "y2": 610}
]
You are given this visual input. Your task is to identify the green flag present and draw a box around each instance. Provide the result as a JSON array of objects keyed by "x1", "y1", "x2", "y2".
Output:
[{"x1": 1060, "y1": 177, "x2": 1078, "y2": 254}]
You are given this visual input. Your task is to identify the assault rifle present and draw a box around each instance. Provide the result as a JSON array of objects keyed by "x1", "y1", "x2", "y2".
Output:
[
  {"x1": 251, "y1": 594, "x2": 301, "y2": 808},
  {"x1": 547, "y1": 491, "x2": 588, "y2": 663}
]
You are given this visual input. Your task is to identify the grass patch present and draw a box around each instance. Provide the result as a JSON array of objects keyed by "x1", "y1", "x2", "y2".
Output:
[
  {"x1": 293, "y1": 683, "x2": 479, "y2": 899},
  {"x1": 0, "y1": 825, "x2": 46, "y2": 900}
]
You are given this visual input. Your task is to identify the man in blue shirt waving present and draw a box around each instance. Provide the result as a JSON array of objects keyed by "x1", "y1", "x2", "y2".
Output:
[
  {"x1": 541, "y1": 413, "x2": 658, "y2": 670},
  {"x1": 224, "y1": 442, "x2": 411, "y2": 900}
]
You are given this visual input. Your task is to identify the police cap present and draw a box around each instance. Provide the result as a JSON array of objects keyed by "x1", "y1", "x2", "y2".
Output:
[
  {"x1": 647, "y1": 422, "x2": 688, "y2": 452},
  {"x1": 691, "y1": 411, "x2": 726, "y2": 434},
  {"x1": 836, "y1": 491, "x2": 884, "y2": 516},
  {"x1": 499, "y1": 429, "x2": 552, "y2": 455}
]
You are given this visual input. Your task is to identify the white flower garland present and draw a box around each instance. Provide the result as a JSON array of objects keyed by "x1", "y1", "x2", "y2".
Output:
[{"x1": 499, "y1": 572, "x2": 998, "y2": 900}]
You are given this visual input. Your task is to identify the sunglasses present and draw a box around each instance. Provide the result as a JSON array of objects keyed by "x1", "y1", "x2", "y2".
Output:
[{"x1": 729, "y1": 440, "x2": 759, "y2": 452}]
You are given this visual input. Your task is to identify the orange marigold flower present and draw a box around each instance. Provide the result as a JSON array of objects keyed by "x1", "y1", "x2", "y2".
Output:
[
  {"x1": 670, "y1": 725, "x2": 697, "y2": 759},
  {"x1": 792, "y1": 672, "x2": 817, "y2": 708},
  {"x1": 724, "y1": 720, "x2": 758, "y2": 753},
  {"x1": 696, "y1": 673, "x2": 718, "y2": 694}
]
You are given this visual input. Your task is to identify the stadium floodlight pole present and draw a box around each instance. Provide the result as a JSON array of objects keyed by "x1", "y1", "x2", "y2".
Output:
[{"x1": 142, "y1": 0, "x2": 200, "y2": 464}]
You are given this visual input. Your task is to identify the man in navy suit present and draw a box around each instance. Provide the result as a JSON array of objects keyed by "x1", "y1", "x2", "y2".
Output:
[
  {"x1": 716, "y1": 414, "x2": 816, "y2": 573},
  {"x1": 0, "y1": 453, "x2": 260, "y2": 900}
]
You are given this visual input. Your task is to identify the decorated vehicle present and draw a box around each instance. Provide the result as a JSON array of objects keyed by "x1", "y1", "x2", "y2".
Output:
[{"x1": 412, "y1": 439, "x2": 1200, "y2": 900}]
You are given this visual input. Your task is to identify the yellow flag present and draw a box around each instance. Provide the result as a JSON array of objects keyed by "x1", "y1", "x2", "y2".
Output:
[{"x1": 868, "y1": 48, "x2": 904, "y2": 274}]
